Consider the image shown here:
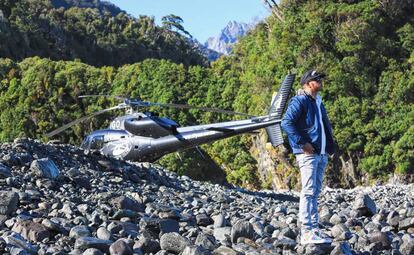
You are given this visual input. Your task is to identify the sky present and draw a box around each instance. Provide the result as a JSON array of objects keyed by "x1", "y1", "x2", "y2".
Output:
[{"x1": 107, "y1": 0, "x2": 269, "y2": 43}]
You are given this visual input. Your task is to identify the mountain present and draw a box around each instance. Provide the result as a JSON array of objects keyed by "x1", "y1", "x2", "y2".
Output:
[
  {"x1": 205, "y1": 20, "x2": 259, "y2": 56},
  {"x1": 51, "y1": 0, "x2": 123, "y2": 16},
  {"x1": 187, "y1": 38, "x2": 222, "y2": 62}
]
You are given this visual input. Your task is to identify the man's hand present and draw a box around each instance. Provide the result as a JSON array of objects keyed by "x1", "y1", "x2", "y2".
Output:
[{"x1": 302, "y1": 143, "x2": 314, "y2": 155}]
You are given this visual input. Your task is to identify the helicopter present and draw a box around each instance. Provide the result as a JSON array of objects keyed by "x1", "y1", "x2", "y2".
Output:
[{"x1": 46, "y1": 74, "x2": 295, "y2": 162}]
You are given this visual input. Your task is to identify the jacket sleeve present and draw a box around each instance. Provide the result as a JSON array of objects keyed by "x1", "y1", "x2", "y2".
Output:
[{"x1": 281, "y1": 97, "x2": 307, "y2": 146}]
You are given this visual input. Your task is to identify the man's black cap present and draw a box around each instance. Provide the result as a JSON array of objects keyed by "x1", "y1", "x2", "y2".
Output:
[{"x1": 300, "y1": 70, "x2": 326, "y2": 85}]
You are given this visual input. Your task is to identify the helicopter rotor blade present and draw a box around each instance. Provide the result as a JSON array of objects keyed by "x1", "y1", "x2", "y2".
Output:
[
  {"x1": 78, "y1": 96, "x2": 253, "y2": 117},
  {"x1": 79, "y1": 95, "x2": 126, "y2": 101},
  {"x1": 46, "y1": 104, "x2": 128, "y2": 138},
  {"x1": 127, "y1": 100, "x2": 255, "y2": 117}
]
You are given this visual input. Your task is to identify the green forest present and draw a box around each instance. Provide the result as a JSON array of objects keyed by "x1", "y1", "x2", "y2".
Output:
[{"x1": 0, "y1": 0, "x2": 413, "y2": 189}]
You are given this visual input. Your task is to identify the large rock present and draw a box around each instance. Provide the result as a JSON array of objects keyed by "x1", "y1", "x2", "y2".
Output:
[
  {"x1": 195, "y1": 232, "x2": 217, "y2": 250},
  {"x1": 0, "y1": 191, "x2": 18, "y2": 215},
  {"x1": 368, "y1": 231, "x2": 391, "y2": 249},
  {"x1": 386, "y1": 210, "x2": 399, "y2": 228},
  {"x1": 279, "y1": 227, "x2": 297, "y2": 239},
  {"x1": 297, "y1": 243, "x2": 333, "y2": 255},
  {"x1": 107, "y1": 221, "x2": 138, "y2": 237},
  {"x1": 109, "y1": 239, "x2": 133, "y2": 255},
  {"x1": 213, "y1": 227, "x2": 231, "y2": 243},
  {"x1": 273, "y1": 237, "x2": 296, "y2": 250},
  {"x1": 2, "y1": 232, "x2": 38, "y2": 254},
  {"x1": 30, "y1": 158, "x2": 60, "y2": 179},
  {"x1": 352, "y1": 194, "x2": 376, "y2": 216},
  {"x1": 12, "y1": 220, "x2": 51, "y2": 242},
  {"x1": 97, "y1": 227, "x2": 112, "y2": 240},
  {"x1": 212, "y1": 246, "x2": 241, "y2": 255},
  {"x1": 0, "y1": 163, "x2": 12, "y2": 178},
  {"x1": 75, "y1": 237, "x2": 113, "y2": 252},
  {"x1": 181, "y1": 245, "x2": 209, "y2": 255},
  {"x1": 331, "y1": 224, "x2": 350, "y2": 239},
  {"x1": 109, "y1": 196, "x2": 144, "y2": 212},
  {"x1": 70, "y1": 226, "x2": 92, "y2": 239},
  {"x1": 160, "y1": 232, "x2": 190, "y2": 254},
  {"x1": 399, "y1": 217, "x2": 414, "y2": 230},
  {"x1": 330, "y1": 242, "x2": 352, "y2": 255},
  {"x1": 400, "y1": 234, "x2": 414, "y2": 255},
  {"x1": 159, "y1": 219, "x2": 179, "y2": 237},
  {"x1": 134, "y1": 237, "x2": 160, "y2": 254},
  {"x1": 230, "y1": 220, "x2": 255, "y2": 243},
  {"x1": 196, "y1": 214, "x2": 212, "y2": 227},
  {"x1": 212, "y1": 214, "x2": 226, "y2": 228},
  {"x1": 83, "y1": 248, "x2": 104, "y2": 255}
]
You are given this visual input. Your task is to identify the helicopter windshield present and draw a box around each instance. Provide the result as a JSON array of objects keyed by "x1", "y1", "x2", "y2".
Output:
[
  {"x1": 81, "y1": 135, "x2": 105, "y2": 150},
  {"x1": 89, "y1": 135, "x2": 105, "y2": 150}
]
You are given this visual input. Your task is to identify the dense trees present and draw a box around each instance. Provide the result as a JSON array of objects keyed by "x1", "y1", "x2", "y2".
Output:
[
  {"x1": 0, "y1": 0, "x2": 413, "y2": 188},
  {"x1": 0, "y1": 0, "x2": 206, "y2": 66}
]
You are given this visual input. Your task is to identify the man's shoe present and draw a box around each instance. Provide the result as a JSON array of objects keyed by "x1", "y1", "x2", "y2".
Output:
[
  {"x1": 313, "y1": 228, "x2": 332, "y2": 243},
  {"x1": 301, "y1": 229, "x2": 332, "y2": 245}
]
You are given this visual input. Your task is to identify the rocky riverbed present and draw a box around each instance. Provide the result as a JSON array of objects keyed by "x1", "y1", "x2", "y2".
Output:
[{"x1": 0, "y1": 138, "x2": 413, "y2": 255}]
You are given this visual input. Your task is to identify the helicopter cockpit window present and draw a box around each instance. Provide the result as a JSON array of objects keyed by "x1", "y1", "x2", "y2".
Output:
[
  {"x1": 89, "y1": 135, "x2": 105, "y2": 150},
  {"x1": 80, "y1": 136, "x2": 90, "y2": 150}
]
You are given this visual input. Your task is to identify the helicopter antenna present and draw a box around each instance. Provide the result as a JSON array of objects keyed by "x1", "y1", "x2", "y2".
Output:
[
  {"x1": 195, "y1": 146, "x2": 206, "y2": 159},
  {"x1": 46, "y1": 104, "x2": 128, "y2": 138}
]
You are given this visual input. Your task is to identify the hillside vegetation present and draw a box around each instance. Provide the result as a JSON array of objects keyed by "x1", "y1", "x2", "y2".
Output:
[
  {"x1": 0, "y1": 0, "x2": 413, "y2": 189},
  {"x1": 0, "y1": 0, "x2": 206, "y2": 66}
]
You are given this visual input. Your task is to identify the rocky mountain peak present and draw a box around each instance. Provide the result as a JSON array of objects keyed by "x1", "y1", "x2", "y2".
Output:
[{"x1": 204, "y1": 19, "x2": 260, "y2": 57}]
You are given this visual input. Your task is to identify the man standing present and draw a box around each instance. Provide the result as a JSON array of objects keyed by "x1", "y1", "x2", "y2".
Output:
[{"x1": 281, "y1": 70, "x2": 335, "y2": 245}]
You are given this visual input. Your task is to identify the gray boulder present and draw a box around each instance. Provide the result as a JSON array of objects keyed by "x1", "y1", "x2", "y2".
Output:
[
  {"x1": 30, "y1": 158, "x2": 60, "y2": 179},
  {"x1": 400, "y1": 234, "x2": 414, "y2": 255},
  {"x1": 12, "y1": 220, "x2": 51, "y2": 242},
  {"x1": 195, "y1": 232, "x2": 217, "y2": 250},
  {"x1": 2, "y1": 232, "x2": 38, "y2": 254},
  {"x1": 160, "y1": 232, "x2": 190, "y2": 253},
  {"x1": 330, "y1": 242, "x2": 352, "y2": 255},
  {"x1": 109, "y1": 239, "x2": 133, "y2": 255},
  {"x1": 213, "y1": 227, "x2": 231, "y2": 243},
  {"x1": 212, "y1": 246, "x2": 241, "y2": 255},
  {"x1": 83, "y1": 248, "x2": 104, "y2": 255},
  {"x1": 0, "y1": 163, "x2": 12, "y2": 178},
  {"x1": 353, "y1": 194, "x2": 377, "y2": 216},
  {"x1": 230, "y1": 220, "x2": 255, "y2": 243},
  {"x1": 181, "y1": 245, "x2": 210, "y2": 255},
  {"x1": 109, "y1": 196, "x2": 144, "y2": 212},
  {"x1": 399, "y1": 217, "x2": 414, "y2": 230},
  {"x1": 0, "y1": 191, "x2": 18, "y2": 215},
  {"x1": 70, "y1": 226, "x2": 91, "y2": 239},
  {"x1": 74, "y1": 237, "x2": 113, "y2": 252}
]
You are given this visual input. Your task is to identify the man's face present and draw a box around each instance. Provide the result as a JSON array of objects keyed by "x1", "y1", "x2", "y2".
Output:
[{"x1": 308, "y1": 78, "x2": 323, "y2": 92}]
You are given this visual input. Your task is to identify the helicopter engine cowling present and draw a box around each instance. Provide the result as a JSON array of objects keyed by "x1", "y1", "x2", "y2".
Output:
[{"x1": 114, "y1": 114, "x2": 179, "y2": 138}]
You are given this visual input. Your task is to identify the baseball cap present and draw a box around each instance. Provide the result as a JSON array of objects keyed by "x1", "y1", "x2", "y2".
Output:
[{"x1": 300, "y1": 70, "x2": 326, "y2": 85}]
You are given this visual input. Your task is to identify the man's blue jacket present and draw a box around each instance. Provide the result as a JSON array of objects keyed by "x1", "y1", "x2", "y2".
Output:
[{"x1": 281, "y1": 90, "x2": 335, "y2": 155}]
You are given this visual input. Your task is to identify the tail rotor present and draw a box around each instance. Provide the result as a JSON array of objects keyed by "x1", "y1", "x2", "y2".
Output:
[{"x1": 266, "y1": 74, "x2": 295, "y2": 147}]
